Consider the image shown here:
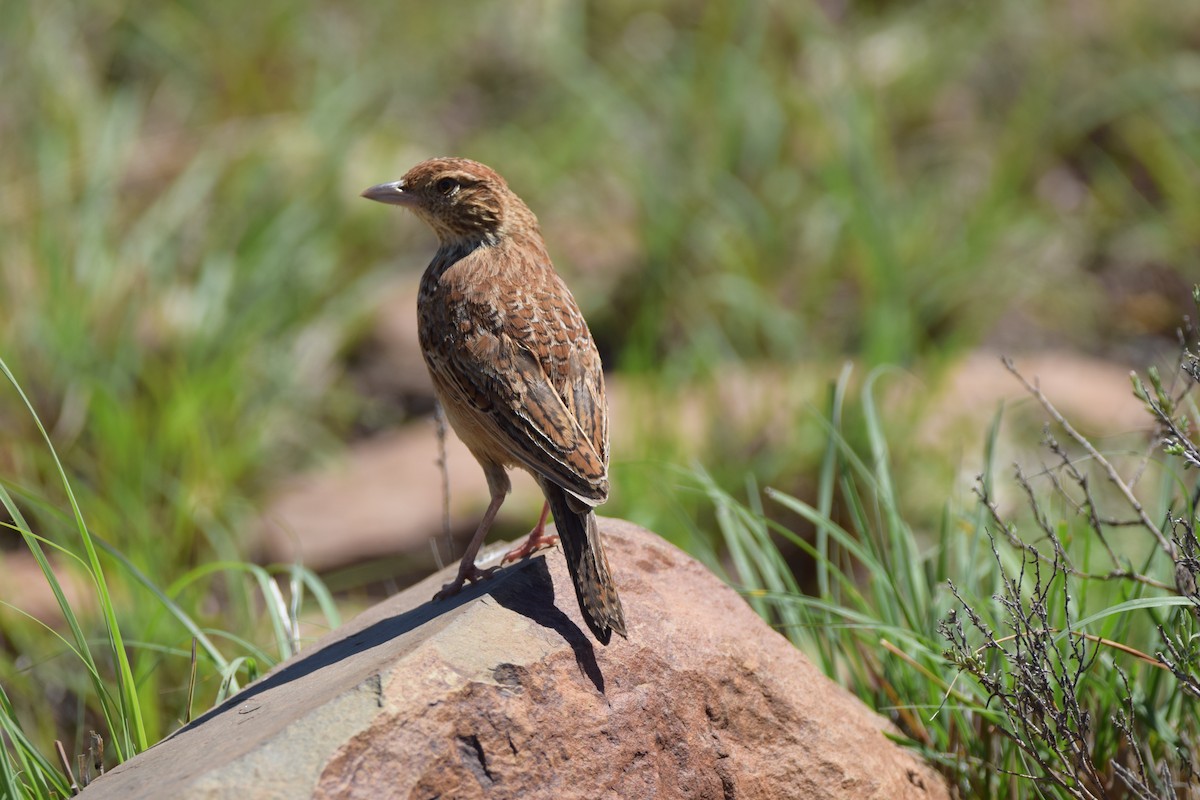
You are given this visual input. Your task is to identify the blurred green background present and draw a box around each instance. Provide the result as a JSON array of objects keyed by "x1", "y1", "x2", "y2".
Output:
[{"x1": 2, "y1": 0, "x2": 1198, "y2": 783}]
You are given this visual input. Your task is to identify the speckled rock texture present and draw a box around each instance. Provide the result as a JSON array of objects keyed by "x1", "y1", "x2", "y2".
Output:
[{"x1": 82, "y1": 519, "x2": 948, "y2": 800}]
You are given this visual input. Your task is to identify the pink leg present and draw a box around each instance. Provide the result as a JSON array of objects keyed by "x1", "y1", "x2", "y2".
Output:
[
  {"x1": 433, "y1": 491, "x2": 506, "y2": 600},
  {"x1": 500, "y1": 502, "x2": 559, "y2": 564}
]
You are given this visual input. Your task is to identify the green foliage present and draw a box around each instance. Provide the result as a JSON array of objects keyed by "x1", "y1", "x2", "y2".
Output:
[
  {"x1": 707, "y1": 354, "x2": 1200, "y2": 798},
  {"x1": 0, "y1": 358, "x2": 340, "y2": 795},
  {"x1": 1, "y1": 0, "x2": 1198, "y2": 794}
]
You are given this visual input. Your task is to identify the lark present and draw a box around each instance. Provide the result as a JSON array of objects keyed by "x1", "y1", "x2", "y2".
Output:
[{"x1": 362, "y1": 158, "x2": 626, "y2": 644}]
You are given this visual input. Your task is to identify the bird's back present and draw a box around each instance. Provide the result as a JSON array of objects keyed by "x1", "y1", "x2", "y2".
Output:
[{"x1": 417, "y1": 235, "x2": 610, "y2": 505}]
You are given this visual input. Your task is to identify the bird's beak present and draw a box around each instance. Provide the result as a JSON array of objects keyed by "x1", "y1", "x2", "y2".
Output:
[{"x1": 360, "y1": 180, "x2": 414, "y2": 206}]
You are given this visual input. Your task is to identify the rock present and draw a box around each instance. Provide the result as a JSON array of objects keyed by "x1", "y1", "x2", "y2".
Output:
[
  {"x1": 0, "y1": 551, "x2": 92, "y2": 626},
  {"x1": 90, "y1": 520, "x2": 948, "y2": 799},
  {"x1": 258, "y1": 416, "x2": 543, "y2": 569},
  {"x1": 922, "y1": 349, "x2": 1149, "y2": 442}
]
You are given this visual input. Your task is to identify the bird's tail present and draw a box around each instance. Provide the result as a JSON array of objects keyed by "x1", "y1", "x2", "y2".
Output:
[{"x1": 541, "y1": 481, "x2": 627, "y2": 644}]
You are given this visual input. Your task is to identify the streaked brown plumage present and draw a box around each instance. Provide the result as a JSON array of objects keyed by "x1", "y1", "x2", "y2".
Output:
[{"x1": 361, "y1": 157, "x2": 626, "y2": 644}]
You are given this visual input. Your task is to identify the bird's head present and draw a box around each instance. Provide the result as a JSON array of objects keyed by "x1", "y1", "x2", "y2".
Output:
[{"x1": 361, "y1": 157, "x2": 526, "y2": 246}]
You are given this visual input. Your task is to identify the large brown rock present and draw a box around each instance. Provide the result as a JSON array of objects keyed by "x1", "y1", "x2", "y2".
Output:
[{"x1": 83, "y1": 520, "x2": 948, "y2": 800}]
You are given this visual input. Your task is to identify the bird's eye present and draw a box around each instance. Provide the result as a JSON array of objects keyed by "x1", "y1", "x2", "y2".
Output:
[{"x1": 435, "y1": 177, "x2": 458, "y2": 195}]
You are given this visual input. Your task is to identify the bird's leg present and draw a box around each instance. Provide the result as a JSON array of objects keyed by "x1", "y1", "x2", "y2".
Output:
[
  {"x1": 433, "y1": 489, "x2": 506, "y2": 601},
  {"x1": 500, "y1": 501, "x2": 558, "y2": 564}
]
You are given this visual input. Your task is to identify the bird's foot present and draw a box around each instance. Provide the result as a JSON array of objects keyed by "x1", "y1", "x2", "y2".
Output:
[
  {"x1": 501, "y1": 528, "x2": 560, "y2": 565},
  {"x1": 433, "y1": 563, "x2": 498, "y2": 601}
]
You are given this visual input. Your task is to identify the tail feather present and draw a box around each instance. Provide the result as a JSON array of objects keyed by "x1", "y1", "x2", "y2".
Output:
[{"x1": 541, "y1": 481, "x2": 626, "y2": 644}]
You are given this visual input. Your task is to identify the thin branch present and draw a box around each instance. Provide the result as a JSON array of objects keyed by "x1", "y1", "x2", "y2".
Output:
[
  {"x1": 974, "y1": 479, "x2": 1171, "y2": 591},
  {"x1": 1003, "y1": 357, "x2": 1174, "y2": 558}
]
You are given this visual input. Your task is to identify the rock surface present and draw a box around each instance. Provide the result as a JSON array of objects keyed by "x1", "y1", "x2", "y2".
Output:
[{"x1": 84, "y1": 520, "x2": 948, "y2": 800}]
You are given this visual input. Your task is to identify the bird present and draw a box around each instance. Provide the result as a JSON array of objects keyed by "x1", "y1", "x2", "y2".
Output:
[{"x1": 361, "y1": 157, "x2": 627, "y2": 644}]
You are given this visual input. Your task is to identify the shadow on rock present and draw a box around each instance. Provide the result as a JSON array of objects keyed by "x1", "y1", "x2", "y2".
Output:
[
  {"x1": 183, "y1": 553, "x2": 602, "y2": 735},
  {"x1": 489, "y1": 557, "x2": 604, "y2": 694}
]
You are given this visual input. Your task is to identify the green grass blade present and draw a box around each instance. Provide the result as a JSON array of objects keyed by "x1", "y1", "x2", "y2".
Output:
[{"x1": 0, "y1": 357, "x2": 145, "y2": 756}]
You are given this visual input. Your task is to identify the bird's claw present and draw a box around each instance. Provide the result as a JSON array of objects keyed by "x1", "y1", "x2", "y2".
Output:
[
  {"x1": 433, "y1": 564, "x2": 499, "y2": 601},
  {"x1": 501, "y1": 531, "x2": 560, "y2": 564}
]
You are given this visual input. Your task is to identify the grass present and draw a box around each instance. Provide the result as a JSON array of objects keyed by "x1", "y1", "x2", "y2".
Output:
[
  {"x1": 0, "y1": 354, "x2": 343, "y2": 791},
  {"x1": 703, "y1": 347, "x2": 1200, "y2": 798},
  {"x1": 1, "y1": 0, "x2": 1199, "y2": 796}
]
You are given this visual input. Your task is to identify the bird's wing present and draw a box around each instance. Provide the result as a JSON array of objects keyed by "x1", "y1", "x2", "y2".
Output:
[{"x1": 441, "y1": 268, "x2": 609, "y2": 505}]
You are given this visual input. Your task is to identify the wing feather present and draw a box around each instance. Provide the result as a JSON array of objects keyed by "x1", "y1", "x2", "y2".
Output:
[{"x1": 433, "y1": 257, "x2": 609, "y2": 504}]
